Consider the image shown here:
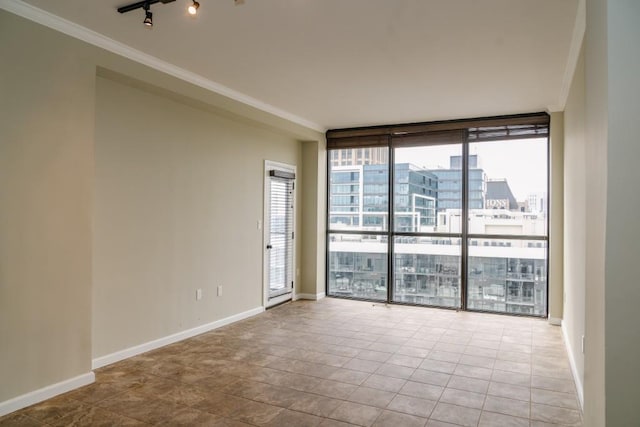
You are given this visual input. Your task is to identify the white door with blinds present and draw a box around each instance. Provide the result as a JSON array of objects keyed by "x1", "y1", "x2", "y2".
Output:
[{"x1": 264, "y1": 161, "x2": 296, "y2": 307}]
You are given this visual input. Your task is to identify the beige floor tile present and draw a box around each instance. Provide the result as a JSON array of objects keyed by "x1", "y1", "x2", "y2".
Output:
[
  {"x1": 362, "y1": 374, "x2": 407, "y2": 392},
  {"x1": 531, "y1": 375, "x2": 577, "y2": 394},
  {"x1": 483, "y1": 395, "x2": 530, "y2": 419},
  {"x1": 458, "y1": 354, "x2": 496, "y2": 369},
  {"x1": 453, "y1": 364, "x2": 493, "y2": 380},
  {"x1": 319, "y1": 418, "x2": 360, "y2": 427},
  {"x1": 430, "y1": 402, "x2": 481, "y2": 427},
  {"x1": 313, "y1": 379, "x2": 359, "y2": 400},
  {"x1": 356, "y1": 350, "x2": 393, "y2": 363},
  {"x1": 425, "y1": 419, "x2": 459, "y2": 427},
  {"x1": 372, "y1": 410, "x2": 427, "y2": 427},
  {"x1": 19, "y1": 396, "x2": 90, "y2": 424},
  {"x1": 446, "y1": 375, "x2": 489, "y2": 393},
  {"x1": 439, "y1": 388, "x2": 486, "y2": 409},
  {"x1": 387, "y1": 354, "x2": 423, "y2": 368},
  {"x1": 433, "y1": 343, "x2": 467, "y2": 354},
  {"x1": 387, "y1": 394, "x2": 436, "y2": 418},
  {"x1": 97, "y1": 391, "x2": 189, "y2": 424},
  {"x1": 288, "y1": 393, "x2": 343, "y2": 418},
  {"x1": 344, "y1": 358, "x2": 384, "y2": 373},
  {"x1": 228, "y1": 400, "x2": 284, "y2": 425},
  {"x1": 428, "y1": 351, "x2": 462, "y2": 364},
  {"x1": 410, "y1": 369, "x2": 451, "y2": 387},
  {"x1": 329, "y1": 401, "x2": 382, "y2": 427},
  {"x1": 264, "y1": 409, "x2": 323, "y2": 427},
  {"x1": 0, "y1": 413, "x2": 45, "y2": 427},
  {"x1": 464, "y1": 346, "x2": 498, "y2": 359},
  {"x1": 49, "y1": 406, "x2": 148, "y2": 426},
  {"x1": 328, "y1": 368, "x2": 371, "y2": 386},
  {"x1": 491, "y1": 370, "x2": 531, "y2": 387},
  {"x1": 479, "y1": 411, "x2": 529, "y2": 427},
  {"x1": 531, "y1": 403, "x2": 582, "y2": 426},
  {"x1": 397, "y1": 346, "x2": 431, "y2": 358},
  {"x1": 418, "y1": 359, "x2": 457, "y2": 374},
  {"x1": 375, "y1": 363, "x2": 416, "y2": 380},
  {"x1": 399, "y1": 381, "x2": 444, "y2": 401},
  {"x1": 531, "y1": 387, "x2": 579, "y2": 409},
  {"x1": 63, "y1": 382, "x2": 127, "y2": 405},
  {"x1": 487, "y1": 381, "x2": 531, "y2": 402},
  {"x1": 493, "y1": 359, "x2": 532, "y2": 375},
  {"x1": 192, "y1": 392, "x2": 251, "y2": 417},
  {"x1": 497, "y1": 350, "x2": 532, "y2": 363},
  {"x1": 155, "y1": 407, "x2": 223, "y2": 426},
  {"x1": 348, "y1": 386, "x2": 396, "y2": 408}
]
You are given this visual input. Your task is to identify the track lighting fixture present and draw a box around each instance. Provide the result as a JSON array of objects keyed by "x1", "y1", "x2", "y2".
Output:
[
  {"x1": 117, "y1": 0, "x2": 175, "y2": 28},
  {"x1": 143, "y1": 2, "x2": 153, "y2": 27},
  {"x1": 118, "y1": 0, "x2": 244, "y2": 26},
  {"x1": 188, "y1": 0, "x2": 200, "y2": 15}
]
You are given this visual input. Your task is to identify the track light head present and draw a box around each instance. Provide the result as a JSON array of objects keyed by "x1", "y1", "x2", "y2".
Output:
[
  {"x1": 143, "y1": 10, "x2": 153, "y2": 26},
  {"x1": 188, "y1": 0, "x2": 200, "y2": 15}
]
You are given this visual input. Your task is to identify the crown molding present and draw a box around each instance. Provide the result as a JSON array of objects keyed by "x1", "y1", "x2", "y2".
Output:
[{"x1": 0, "y1": 0, "x2": 325, "y2": 133}]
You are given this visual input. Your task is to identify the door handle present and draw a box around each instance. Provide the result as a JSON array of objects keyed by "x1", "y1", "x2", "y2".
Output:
[{"x1": 266, "y1": 244, "x2": 272, "y2": 249}]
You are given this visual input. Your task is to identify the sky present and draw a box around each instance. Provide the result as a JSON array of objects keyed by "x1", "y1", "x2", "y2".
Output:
[{"x1": 394, "y1": 138, "x2": 548, "y2": 201}]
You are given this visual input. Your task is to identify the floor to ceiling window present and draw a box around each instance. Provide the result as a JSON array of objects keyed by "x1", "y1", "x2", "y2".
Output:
[{"x1": 326, "y1": 113, "x2": 550, "y2": 316}]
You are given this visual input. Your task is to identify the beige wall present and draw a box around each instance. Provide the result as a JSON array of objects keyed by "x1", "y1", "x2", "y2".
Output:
[
  {"x1": 583, "y1": 0, "x2": 607, "y2": 424},
  {"x1": 93, "y1": 75, "x2": 302, "y2": 357},
  {"x1": 0, "y1": 9, "x2": 324, "y2": 406},
  {"x1": 0, "y1": 11, "x2": 94, "y2": 401},
  {"x1": 604, "y1": 0, "x2": 640, "y2": 424},
  {"x1": 563, "y1": 48, "x2": 586, "y2": 403},
  {"x1": 300, "y1": 141, "x2": 327, "y2": 297}
]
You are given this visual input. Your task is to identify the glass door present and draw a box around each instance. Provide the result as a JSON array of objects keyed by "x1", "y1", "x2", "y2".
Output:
[{"x1": 265, "y1": 166, "x2": 295, "y2": 307}]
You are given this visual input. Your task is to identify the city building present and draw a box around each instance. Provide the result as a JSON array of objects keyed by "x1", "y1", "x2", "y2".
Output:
[
  {"x1": 486, "y1": 179, "x2": 519, "y2": 210},
  {"x1": 429, "y1": 155, "x2": 486, "y2": 210},
  {"x1": 329, "y1": 147, "x2": 388, "y2": 167},
  {"x1": 329, "y1": 207, "x2": 548, "y2": 315},
  {"x1": 527, "y1": 191, "x2": 549, "y2": 215},
  {"x1": 329, "y1": 163, "x2": 438, "y2": 231}
]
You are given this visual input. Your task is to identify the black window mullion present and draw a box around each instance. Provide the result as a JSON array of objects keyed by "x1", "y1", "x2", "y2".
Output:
[
  {"x1": 387, "y1": 140, "x2": 394, "y2": 303},
  {"x1": 461, "y1": 137, "x2": 469, "y2": 311}
]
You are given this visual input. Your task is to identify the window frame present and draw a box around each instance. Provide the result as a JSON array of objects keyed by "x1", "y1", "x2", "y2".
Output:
[{"x1": 325, "y1": 112, "x2": 550, "y2": 317}]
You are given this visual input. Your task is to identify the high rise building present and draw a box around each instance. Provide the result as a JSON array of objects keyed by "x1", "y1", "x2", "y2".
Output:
[
  {"x1": 429, "y1": 154, "x2": 486, "y2": 210},
  {"x1": 527, "y1": 192, "x2": 548, "y2": 215},
  {"x1": 329, "y1": 147, "x2": 388, "y2": 167},
  {"x1": 486, "y1": 179, "x2": 519, "y2": 210},
  {"x1": 329, "y1": 162, "x2": 438, "y2": 232}
]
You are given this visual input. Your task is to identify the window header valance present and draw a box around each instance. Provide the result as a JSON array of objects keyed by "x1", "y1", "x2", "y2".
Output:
[
  {"x1": 326, "y1": 112, "x2": 550, "y2": 149},
  {"x1": 269, "y1": 170, "x2": 296, "y2": 180}
]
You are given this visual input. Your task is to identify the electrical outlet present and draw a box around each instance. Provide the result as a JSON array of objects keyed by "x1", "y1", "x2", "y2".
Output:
[
  {"x1": 257, "y1": 220, "x2": 262, "y2": 230},
  {"x1": 581, "y1": 335, "x2": 585, "y2": 353},
  {"x1": 196, "y1": 288, "x2": 203, "y2": 300},
  {"x1": 217, "y1": 285, "x2": 223, "y2": 297}
]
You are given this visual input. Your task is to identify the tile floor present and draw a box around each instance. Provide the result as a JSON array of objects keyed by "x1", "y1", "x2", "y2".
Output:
[{"x1": 0, "y1": 298, "x2": 583, "y2": 426}]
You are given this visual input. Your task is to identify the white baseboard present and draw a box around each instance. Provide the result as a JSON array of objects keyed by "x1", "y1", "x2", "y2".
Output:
[
  {"x1": 295, "y1": 292, "x2": 325, "y2": 301},
  {"x1": 0, "y1": 372, "x2": 95, "y2": 417},
  {"x1": 92, "y1": 306, "x2": 264, "y2": 370},
  {"x1": 561, "y1": 322, "x2": 584, "y2": 411},
  {"x1": 548, "y1": 317, "x2": 563, "y2": 326}
]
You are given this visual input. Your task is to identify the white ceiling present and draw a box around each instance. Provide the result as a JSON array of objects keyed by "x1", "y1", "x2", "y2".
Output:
[{"x1": 19, "y1": 0, "x2": 579, "y2": 130}]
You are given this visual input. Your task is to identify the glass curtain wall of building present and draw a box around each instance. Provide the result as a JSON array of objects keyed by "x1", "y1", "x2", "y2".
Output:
[{"x1": 326, "y1": 113, "x2": 550, "y2": 316}]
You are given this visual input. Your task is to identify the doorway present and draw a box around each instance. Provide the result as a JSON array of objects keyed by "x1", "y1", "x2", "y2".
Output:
[{"x1": 264, "y1": 161, "x2": 296, "y2": 308}]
